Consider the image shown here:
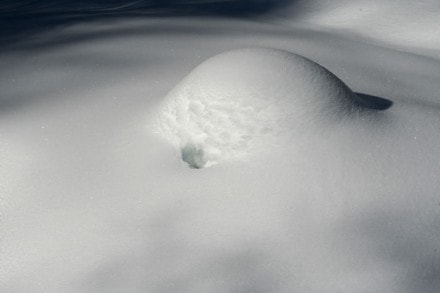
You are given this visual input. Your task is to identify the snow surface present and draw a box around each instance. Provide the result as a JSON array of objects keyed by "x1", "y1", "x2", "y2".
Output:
[
  {"x1": 1, "y1": 1, "x2": 440, "y2": 293},
  {"x1": 156, "y1": 48, "x2": 390, "y2": 168}
]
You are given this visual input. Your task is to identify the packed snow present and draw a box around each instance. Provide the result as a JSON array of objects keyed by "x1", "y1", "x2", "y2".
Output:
[{"x1": 1, "y1": 1, "x2": 440, "y2": 293}]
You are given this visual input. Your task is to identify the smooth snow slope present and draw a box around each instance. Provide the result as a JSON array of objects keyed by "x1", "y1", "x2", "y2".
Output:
[
  {"x1": 1, "y1": 2, "x2": 440, "y2": 293},
  {"x1": 281, "y1": 0, "x2": 440, "y2": 57}
]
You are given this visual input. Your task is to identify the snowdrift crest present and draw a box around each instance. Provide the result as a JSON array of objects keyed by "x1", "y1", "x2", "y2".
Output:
[{"x1": 155, "y1": 48, "x2": 392, "y2": 168}]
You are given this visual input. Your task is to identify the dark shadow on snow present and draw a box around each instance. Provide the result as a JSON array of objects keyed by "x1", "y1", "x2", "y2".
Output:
[
  {"x1": 0, "y1": 0, "x2": 293, "y2": 50},
  {"x1": 354, "y1": 92, "x2": 393, "y2": 111}
]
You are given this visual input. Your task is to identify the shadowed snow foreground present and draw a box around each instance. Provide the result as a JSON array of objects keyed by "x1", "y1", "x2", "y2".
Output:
[{"x1": 156, "y1": 48, "x2": 392, "y2": 168}]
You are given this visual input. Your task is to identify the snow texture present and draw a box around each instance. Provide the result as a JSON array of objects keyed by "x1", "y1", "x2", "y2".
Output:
[
  {"x1": 156, "y1": 48, "x2": 388, "y2": 168},
  {"x1": 1, "y1": 2, "x2": 440, "y2": 293}
]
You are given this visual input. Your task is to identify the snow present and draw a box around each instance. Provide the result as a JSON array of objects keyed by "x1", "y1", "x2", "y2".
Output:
[
  {"x1": 156, "y1": 48, "x2": 391, "y2": 168},
  {"x1": 281, "y1": 0, "x2": 440, "y2": 57},
  {"x1": 1, "y1": 2, "x2": 440, "y2": 293}
]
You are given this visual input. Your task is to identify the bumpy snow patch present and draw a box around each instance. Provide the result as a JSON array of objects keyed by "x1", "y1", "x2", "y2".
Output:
[{"x1": 155, "y1": 48, "x2": 366, "y2": 168}]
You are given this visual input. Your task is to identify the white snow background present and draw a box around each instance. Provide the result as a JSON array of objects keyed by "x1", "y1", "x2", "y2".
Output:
[{"x1": 1, "y1": 1, "x2": 440, "y2": 292}]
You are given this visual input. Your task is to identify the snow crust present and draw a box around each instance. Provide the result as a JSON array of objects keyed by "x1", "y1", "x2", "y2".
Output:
[{"x1": 156, "y1": 48, "x2": 363, "y2": 168}]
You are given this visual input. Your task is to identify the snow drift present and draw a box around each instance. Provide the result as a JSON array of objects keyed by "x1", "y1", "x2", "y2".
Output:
[
  {"x1": 2, "y1": 5, "x2": 440, "y2": 293},
  {"x1": 156, "y1": 48, "x2": 391, "y2": 168}
]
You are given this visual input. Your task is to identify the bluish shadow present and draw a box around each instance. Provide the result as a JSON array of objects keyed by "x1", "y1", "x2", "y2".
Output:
[
  {"x1": 354, "y1": 92, "x2": 393, "y2": 111},
  {"x1": 0, "y1": 0, "x2": 293, "y2": 49}
]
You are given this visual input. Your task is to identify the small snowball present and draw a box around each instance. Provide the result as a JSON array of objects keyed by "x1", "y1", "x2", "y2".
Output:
[{"x1": 181, "y1": 144, "x2": 206, "y2": 169}]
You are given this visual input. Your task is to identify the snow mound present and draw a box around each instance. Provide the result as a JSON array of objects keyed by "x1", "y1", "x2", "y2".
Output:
[{"x1": 155, "y1": 48, "x2": 390, "y2": 168}]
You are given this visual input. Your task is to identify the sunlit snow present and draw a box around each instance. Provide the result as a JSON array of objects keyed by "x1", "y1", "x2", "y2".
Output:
[{"x1": 1, "y1": 1, "x2": 439, "y2": 293}]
